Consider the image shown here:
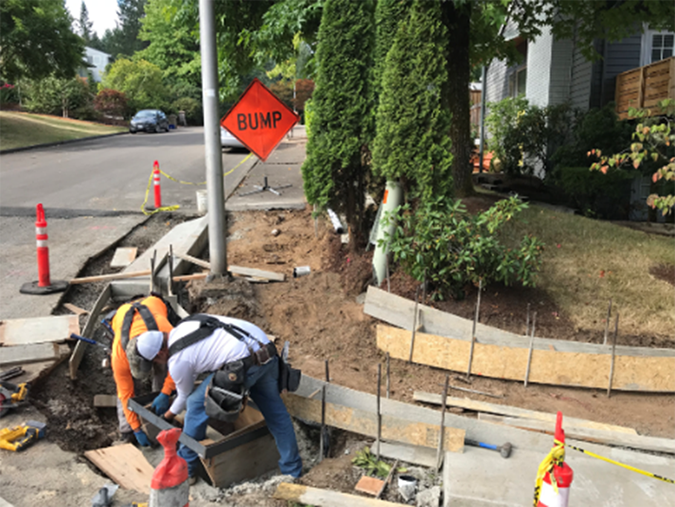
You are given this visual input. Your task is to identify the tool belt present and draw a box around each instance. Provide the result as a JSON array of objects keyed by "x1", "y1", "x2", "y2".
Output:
[{"x1": 169, "y1": 315, "x2": 279, "y2": 422}]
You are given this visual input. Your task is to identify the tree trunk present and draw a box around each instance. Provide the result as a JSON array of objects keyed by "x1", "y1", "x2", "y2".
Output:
[{"x1": 442, "y1": 1, "x2": 474, "y2": 197}]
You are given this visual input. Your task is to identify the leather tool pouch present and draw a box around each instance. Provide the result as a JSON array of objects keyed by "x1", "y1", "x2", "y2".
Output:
[
  {"x1": 278, "y1": 357, "x2": 301, "y2": 393},
  {"x1": 205, "y1": 360, "x2": 246, "y2": 422}
]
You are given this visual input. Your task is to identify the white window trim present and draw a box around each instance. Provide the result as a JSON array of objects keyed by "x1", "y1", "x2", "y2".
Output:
[{"x1": 640, "y1": 27, "x2": 675, "y2": 66}]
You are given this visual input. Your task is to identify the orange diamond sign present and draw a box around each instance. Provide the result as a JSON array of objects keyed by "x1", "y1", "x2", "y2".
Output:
[{"x1": 221, "y1": 78, "x2": 300, "y2": 161}]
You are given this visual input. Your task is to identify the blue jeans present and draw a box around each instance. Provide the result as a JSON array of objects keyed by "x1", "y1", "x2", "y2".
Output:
[{"x1": 178, "y1": 356, "x2": 303, "y2": 478}]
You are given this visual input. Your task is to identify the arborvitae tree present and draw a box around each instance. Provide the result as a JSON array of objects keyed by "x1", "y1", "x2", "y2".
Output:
[
  {"x1": 372, "y1": 0, "x2": 453, "y2": 201},
  {"x1": 373, "y1": 0, "x2": 411, "y2": 102},
  {"x1": 301, "y1": 0, "x2": 375, "y2": 246}
]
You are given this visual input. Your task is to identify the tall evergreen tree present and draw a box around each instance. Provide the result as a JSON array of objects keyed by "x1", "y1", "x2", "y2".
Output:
[
  {"x1": 100, "y1": 0, "x2": 148, "y2": 58},
  {"x1": 372, "y1": 0, "x2": 453, "y2": 202},
  {"x1": 78, "y1": 1, "x2": 93, "y2": 42},
  {"x1": 301, "y1": 0, "x2": 375, "y2": 245}
]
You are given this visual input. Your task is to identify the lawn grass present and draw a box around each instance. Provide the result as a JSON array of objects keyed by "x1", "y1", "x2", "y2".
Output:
[
  {"x1": 503, "y1": 204, "x2": 675, "y2": 337},
  {"x1": 0, "y1": 111, "x2": 126, "y2": 150}
]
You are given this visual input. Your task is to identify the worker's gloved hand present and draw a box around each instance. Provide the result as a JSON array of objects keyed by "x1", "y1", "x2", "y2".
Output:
[
  {"x1": 134, "y1": 430, "x2": 151, "y2": 447},
  {"x1": 150, "y1": 393, "x2": 171, "y2": 415}
]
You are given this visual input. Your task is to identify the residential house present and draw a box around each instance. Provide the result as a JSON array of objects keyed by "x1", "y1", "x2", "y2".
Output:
[
  {"x1": 484, "y1": 26, "x2": 674, "y2": 220},
  {"x1": 78, "y1": 47, "x2": 111, "y2": 83}
]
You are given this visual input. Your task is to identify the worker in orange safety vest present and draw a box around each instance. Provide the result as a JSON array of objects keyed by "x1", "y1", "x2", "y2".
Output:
[{"x1": 110, "y1": 295, "x2": 178, "y2": 446}]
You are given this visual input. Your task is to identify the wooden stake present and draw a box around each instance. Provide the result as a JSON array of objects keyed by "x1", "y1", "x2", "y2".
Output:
[
  {"x1": 466, "y1": 279, "x2": 483, "y2": 379},
  {"x1": 376, "y1": 363, "x2": 382, "y2": 461},
  {"x1": 325, "y1": 359, "x2": 330, "y2": 384},
  {"x1": 524, "y1": 311, "x2": 537, "y2": 388},
  {"x1": 607, "y1": 313, "x2": 619, "y2": 398},
  {"x1": 376, "y1": 459, "x2": 398, "y2": 499},
  {"x1": 386, "y1": 352, "x2": 391, "y2": 399},
  {"x1": 436, "y1": 375, "x2": 449, "y2": 473},
  {"x1": 320, "y1": 385, "x2": 326, "y2": 461},
  {"x1": 385, "y1": 254, "x2": 391, "y2": 293},
  {"x1": 408, "y1": 286, "x2": 420, "y2": 363},
  {"x1": 168, "y1": 245, "x2": 174, "y2": 297},
  {"x1": 603, "y1": 299, "x2": 613, "y2": 346},
  {"x1": 149, "y1": 249, "x2": 157, "y2": 293}
]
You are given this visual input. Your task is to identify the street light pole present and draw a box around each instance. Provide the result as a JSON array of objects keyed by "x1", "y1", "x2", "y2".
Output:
[{"x1": 199, "y1": 0, "x2": 226, "y2": 274}]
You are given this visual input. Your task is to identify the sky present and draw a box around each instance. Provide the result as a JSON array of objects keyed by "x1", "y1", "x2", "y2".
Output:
[{"x1": 65, "y1": 0, "x2": 120, "y2": 36}]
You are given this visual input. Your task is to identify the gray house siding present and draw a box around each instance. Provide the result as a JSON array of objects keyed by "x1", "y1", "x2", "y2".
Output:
[
  {"x1": 600, "y1": 33, "x2": 642, "y2": 105},
  {"x1": 568, "y1": 43, "x2": 593, "y2": 110},
  {"x1": 526, "y1": 27, "x2": 553, "y2": 107},
  {"x1": 485, "y1": 57, "x2": 511, "y2": 104}
]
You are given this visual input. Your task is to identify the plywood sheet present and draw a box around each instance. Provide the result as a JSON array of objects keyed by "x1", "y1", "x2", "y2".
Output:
[
  {"x1": 283, "y1": 392, "x2": 464, "y2": 453},
  {"x1": 365, "y1": 286, "x2": 675, "y2": 358},
  {"x1": 378, "y1": 325, "x2": 675, "y2": 392},
  {"x1": 110, "y1": 247, "x2": 138, "y2": 268},
  {"x1": 413, "y1": 392, "x2": 637, "y2": 434},
  {"x1": 0, "y1": 315, "x2": 79, "y2": 346},
  {"x1": 228, "y1": 265, "x2": 285, "y2": 281},
  {"x1": 0, "y1": 343, "x2": 67, "y2": 368},
  {"x1": 84, "y1": 443, "x2": 155, "y2": 494}
]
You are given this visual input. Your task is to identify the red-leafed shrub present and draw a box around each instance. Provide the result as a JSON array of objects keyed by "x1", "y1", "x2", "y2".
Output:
[
  {"x1": 94, "y1": 89, "x2": 129, "y2": 119},
  {"x1": 293, "y1": 79, "x2": 314, "y2": 112}
]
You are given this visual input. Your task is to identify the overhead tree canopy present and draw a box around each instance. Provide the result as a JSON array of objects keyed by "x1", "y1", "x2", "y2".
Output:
[{"x1": 0, "y1": 0, "x2": 84, "y2": 82}]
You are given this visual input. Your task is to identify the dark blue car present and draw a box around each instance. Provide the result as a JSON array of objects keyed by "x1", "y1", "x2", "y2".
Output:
[{"x1": 129, "y1": 109, "x2": 170, "y2": 134}]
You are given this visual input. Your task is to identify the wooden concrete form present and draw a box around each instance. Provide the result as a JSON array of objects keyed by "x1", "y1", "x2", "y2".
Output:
[
  {"x1": 379, "y1": 324, "x2": 675, "y2": 392},
  {"x1": 413, "y1": 392, "x2": 637, "y2": 434},
  {"x1": 365, "y1": 286, "x2": 675, "y2": 358},
  {"x1": 284, "y1": 383, "x2": 465, "y2": 453},
  {"x1": 478, "y1": 414, "x2": 675, "y2": 455},
  {"x1": 290, "y1": 375, "x2": 557, "y2": 454},
  {"x1": 69, "y1": 284, "x2": 112, "y2": 380},
  {"x1": 274, "y1": 483, "x2": 406, "y2": 507},
  {"x1": 0, "y1": 315, "x2": 79, "y2": 346},
  {"x1": 110, "y1": 247, "x2": 138, "y2": 268},
  {"x1": 379, "y1": 442, "x2": 437, "y2": 468}
]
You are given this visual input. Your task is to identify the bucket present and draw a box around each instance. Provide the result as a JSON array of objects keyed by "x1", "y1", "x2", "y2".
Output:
[
  {"x1": 397, "y1": 474, "x2": 417, "y2": 501},
  {"x1": 196, "y1": 189, "x2": 208, "y2": 215}
]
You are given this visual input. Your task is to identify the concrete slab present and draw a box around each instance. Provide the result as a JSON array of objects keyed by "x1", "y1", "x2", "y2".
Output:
[
  {"x1": 0, "y1": 214, "x2": 145, "y2": 320},
  {"x1": 226, "y1": 139, "x2": 307, "y2": 211},
  {"x1": 443, "y1": 445, "x2": 675, "y2": 507}
]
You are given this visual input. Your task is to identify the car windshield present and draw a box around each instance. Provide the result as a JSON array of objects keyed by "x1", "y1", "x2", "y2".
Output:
[{"x1": 134, "y1": 111, "x2": 156, "y2": 119}]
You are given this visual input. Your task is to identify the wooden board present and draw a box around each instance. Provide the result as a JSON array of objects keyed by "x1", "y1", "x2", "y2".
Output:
[
  {"x1": 283, "y1": 393, "x2": 464, "y2": 453},
  {"x1": 365, "y1": 286, "x2": 675, "y2": 358},
  {"x1": 355, "y1": 476, "x2": 384, "y2": 496},
  {"x1": 84, "y1": 443, "x2": 155, "y2": 494},
  {"x1": 0, "y1": 343, "x2": 68, "y2": 368},
  {"x1": 0, "y1": 315, "x2": 79, "y2": 346},
  {"x1": 63, "y1": 303, "x2": 88, "y2": 316},
  {"x1": 378, "y1": 324, "x2": 675, "y2": 392},
  {"x1": 273, "y1": 483, "x2": 406, "y2": 507},
  {"x1": 70, "y1": 284, "x2": 112, "y2": 380},
  {"x1": 70, "y1": 270, "x2": 151, "y2": 285},
  {"x1": 228, "y1": 265, "x2": 285, "y2": 282},
  {"x1": 378, "y1": 442, "x2": 440, "y2": 468},
  {"x1": 174, "y1": 252, "x2": 210, "y2": 270},
  {"x1": 478, "y1": 414, "x2": 675, "y2": 455},
  {"x1": 94, "y1": 394, "x2": 118, "y2": 408},
  {"x1": 413, "y1": 392, "x2": 637, "y2": 435},
  {"x1": 110, "y1": 247, "x2": 138, "y2": 268}
]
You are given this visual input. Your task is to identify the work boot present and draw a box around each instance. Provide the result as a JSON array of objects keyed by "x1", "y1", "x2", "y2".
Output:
[
  {"x1": 120, "y1": 431, "x2": 135, "y2": 443},
  {"x1": 189, "y1": 475, "x2": 198, "y2": 486}
]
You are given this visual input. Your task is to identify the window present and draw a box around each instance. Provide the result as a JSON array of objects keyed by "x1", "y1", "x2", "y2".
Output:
[
  {"x1": 509, "y1": 66, "x2": 527, "y2": 97},
  {"x1": 651, "y1": 33, "x2": 674, "y2": 63}
]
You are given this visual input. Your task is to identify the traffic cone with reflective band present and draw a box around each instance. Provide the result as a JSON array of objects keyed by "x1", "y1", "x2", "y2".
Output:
[
  {"x1": 149, "y1": 427, "x2": 189, "y2": 507},
  {"x1": 534, "y1": 411, "x2": 573, "y2": 507},
  {"x1": 20, "y1": 204, "x2": 68, "y2": 295},
  {"x1": 153, "y1": 160, "x2": 162, "y2": 208}
]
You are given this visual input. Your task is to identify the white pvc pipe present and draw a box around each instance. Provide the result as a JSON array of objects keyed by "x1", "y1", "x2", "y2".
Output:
[
  {"x1": 372, "y1": 180, "x2": 402, "y2": 286},
  {"x1": 327, "y1": 208, "x2": 345, "y2": 234}
]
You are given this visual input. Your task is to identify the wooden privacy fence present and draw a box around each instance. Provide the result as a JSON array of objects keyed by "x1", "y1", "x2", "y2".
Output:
[{"x1": 615, "y1": 56, "x2": 675, "y2": 119}]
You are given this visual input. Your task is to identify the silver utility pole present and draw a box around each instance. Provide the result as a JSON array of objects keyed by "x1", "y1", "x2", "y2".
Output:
[{"x1": 199, "y1": 0, "x2": 226, "y2": 274}]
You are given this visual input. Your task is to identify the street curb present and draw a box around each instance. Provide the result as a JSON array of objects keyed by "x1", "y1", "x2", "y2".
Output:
[{"x1": 0, "y1": 131, "x2": 129, "y2": 155}]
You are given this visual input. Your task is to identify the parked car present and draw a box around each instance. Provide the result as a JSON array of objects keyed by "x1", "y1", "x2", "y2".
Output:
[
  {"x1": 129, "y1": 110, "x2": 170, "y2": 134},
  {"x1": 220, "y1": 126, "x2": 247, "y2": 150}
]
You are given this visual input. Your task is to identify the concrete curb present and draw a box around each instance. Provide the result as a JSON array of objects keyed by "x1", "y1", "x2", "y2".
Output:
[{"x1": 0, "y1": 131, "x2": 128, "y2": 155}]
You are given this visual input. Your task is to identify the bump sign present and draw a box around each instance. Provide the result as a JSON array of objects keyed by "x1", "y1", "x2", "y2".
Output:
[{"x1": 221, "y1": 78, "x2": 300, "y2": 161}]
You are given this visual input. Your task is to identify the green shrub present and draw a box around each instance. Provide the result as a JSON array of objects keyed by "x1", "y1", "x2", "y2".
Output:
[
  {"x1": 553, "y1": 166, "x2": 634, "y2": 219},
  {"x1": 304, "y1": 98, "x2": 314, "y2": 134},
  {"x1": 485, "y1": 97, "x2": 576, "y2": 176},
  {"x1": 382, "y1": 196, "x2": 544, "y2": 299},
  {"x1": 25, "y1": 76, "x2": 92, "y2": 118},
  {"x1": 171, "y1": 97, "x2": 201, "y2": 125}
]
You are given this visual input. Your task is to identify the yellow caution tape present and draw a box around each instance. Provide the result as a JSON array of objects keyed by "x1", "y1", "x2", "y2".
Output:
[
  {"x1": 533, "y1": 438, "x2": 565, "y2": 506},
  {"x1": 140, "y1": 153, "x2": 255, "y2": 215},
  {"x1": 568, "y1": 442, "x2": 675, "y2": 485}
]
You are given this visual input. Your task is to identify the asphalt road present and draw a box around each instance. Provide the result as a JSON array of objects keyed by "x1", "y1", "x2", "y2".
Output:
[{"x1": 0, "y1": 127, "x2": 254, "y2": 215}]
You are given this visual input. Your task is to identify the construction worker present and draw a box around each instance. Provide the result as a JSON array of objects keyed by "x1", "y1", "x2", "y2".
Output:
[
  {"x1": 111, "y1": 295, "x2": 178, "y2": 446},
  {"x1": 127, "y1": 314, "x2": 303, "y2": 481}
]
